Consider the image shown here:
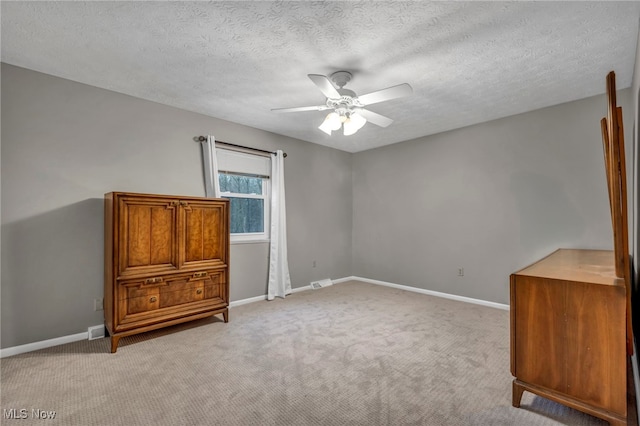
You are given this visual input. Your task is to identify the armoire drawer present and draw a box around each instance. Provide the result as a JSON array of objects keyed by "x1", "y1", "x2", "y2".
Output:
[{"x1": 115, "y1": 270, "x2": 226, "y2": 328}]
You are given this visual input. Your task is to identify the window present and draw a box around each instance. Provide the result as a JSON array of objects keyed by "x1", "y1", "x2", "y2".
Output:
[
  {"x1": 216, "y1": 149, "x2": 270, "y2": 243},
  {"x1": 219, "y1": 172, "x2": 269, "y2": 240}
]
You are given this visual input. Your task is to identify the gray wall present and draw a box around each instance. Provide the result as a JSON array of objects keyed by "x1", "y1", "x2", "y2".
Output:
[
  {"x1": 352, "y1": 90, "x2": 633, "y2": 305},
  {"x1": 3, "y1": 61, "x2": 634, "y2": 348},
  {"x1": 1, "y1": 63, "x2": 353, "y2": 348}
]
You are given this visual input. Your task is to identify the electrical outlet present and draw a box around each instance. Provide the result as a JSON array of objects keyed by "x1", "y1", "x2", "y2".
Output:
[
  {"x1": 94, "y1": 298, "x2": 104, "y2": 311},
  {"x1": 458, "y1": 268, "x2": 464, "y2": 277},
  {"x1": 312, "y1": 260, "x2": 316, "y2": 268}
]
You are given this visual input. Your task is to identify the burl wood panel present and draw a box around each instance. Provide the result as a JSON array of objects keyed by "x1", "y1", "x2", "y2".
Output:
[
  {"x1": 118, "y1": 197, "x2": 178, "y2": 276},
  {"x1": 181, "y1": 201, "x2": 226, "y2": 268}
]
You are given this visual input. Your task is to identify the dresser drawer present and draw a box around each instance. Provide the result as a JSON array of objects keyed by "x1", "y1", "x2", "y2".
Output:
[{"x1": 115, "y1": 270, "x2": 226, "y2": 330}]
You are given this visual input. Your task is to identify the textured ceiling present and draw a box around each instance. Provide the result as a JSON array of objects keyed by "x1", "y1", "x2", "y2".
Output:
[{"x1": 2, "y1": 2, "x2": 640, "y2": 153}]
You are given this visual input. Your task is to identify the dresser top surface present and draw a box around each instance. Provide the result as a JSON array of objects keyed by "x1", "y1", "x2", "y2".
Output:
[{"x1": 513, "y1": 249, "x2": 621, "y2": 286}]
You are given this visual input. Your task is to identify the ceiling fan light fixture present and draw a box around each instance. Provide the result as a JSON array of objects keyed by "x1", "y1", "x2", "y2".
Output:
[
  {"x1": 343, "y1": 119, "x2": 356, "y2": 136},
  {"x1": 319, "y1": 125, "x2": 332, "y2": 136},
  {"x1": 319, "y1": 112, "x2": 341, "y2": 135},
  {"x1": 275, "y1": 72, "x2": 412, "y2": 137},
  {"x1": 343, "y1": 112, "x2": 367, "y2": 136},
  {"x1": 351, "y1": 112, "x2": 367, "y2": 129}
]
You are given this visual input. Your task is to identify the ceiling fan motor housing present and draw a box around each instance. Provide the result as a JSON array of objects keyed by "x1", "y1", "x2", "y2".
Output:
[
  {"x1": 327, "y1": 88, "x2": 361, "y2": 107},
  {"x1": 326, "y1": 72, "x2": 363, "y2": 115},
  {"x1": 330, "y1": 71, "x2": 353, "y2": 88}
]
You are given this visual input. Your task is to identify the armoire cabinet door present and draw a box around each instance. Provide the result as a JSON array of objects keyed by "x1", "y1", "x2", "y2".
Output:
[
  {"x1": 179, "y1": 200, "x2": 228, "y2": 269},
  {"x1": 118, "y1": 196, "x2": 179, "y2": 276}
]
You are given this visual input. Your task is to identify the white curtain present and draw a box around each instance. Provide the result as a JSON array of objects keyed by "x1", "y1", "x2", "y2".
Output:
[
  {"x1": 267, "y1": 150, "x2": 292, "y2": 300},
  {"x1": 201, "y1": 135, "x2": 221, "y2": 198}
]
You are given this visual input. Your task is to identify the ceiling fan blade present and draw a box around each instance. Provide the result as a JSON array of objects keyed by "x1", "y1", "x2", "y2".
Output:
[
  {"x1": 357, "y1": 108, "x2": 394, "y2": 128},
  {"x1": 308, "y1": 74, "x2": 341, "y2": 99},
  {"x1": 357, "y1": 83, "x2": 413, "y2": 106},
  {"x1": 271, "y1": 105, "x2": 329, "y2": 113}
]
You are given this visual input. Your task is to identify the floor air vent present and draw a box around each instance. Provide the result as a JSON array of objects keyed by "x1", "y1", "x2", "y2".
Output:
[
  {"x1": 310, "y1": 279, "x2": 333, "y2": 289},
  {"x1": 88, "y1": 325, "x2": 105, "y2": 340}
]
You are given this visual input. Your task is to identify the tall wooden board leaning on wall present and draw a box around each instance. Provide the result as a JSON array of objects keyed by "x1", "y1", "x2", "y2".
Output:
[
  {"x1": 600, "y1": 71, "x2": 632, "y2": 354},
  {"x1": 510, "y1": 71, "x2": 632, "y2": 426}
]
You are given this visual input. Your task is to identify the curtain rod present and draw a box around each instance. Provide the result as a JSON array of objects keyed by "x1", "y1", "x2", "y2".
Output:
[{"x1": 195, "y1": 136, "x2": 287, "y2": 158}]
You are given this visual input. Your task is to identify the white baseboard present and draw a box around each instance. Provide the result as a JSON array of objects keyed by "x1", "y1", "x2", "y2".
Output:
[
  {"x1": 345, "y1": 276, "x2": 510, "y2": 310},
  {"x1": 229, "y1": 283, "x2": 313, "y2": 307},
  {"x1": 332, "y1": 276, "x2": 355, "y2": 284},
  {"x1": 229, "y1": 276, "x2": 509, "y2": 311},
  {"x1": 0, "y1": 326, "x2": 103, "y2": 359},
  {"x1": 229, "y1": 294, "x2": 268, "y2": 307},
  {"x1": 2, "y1": 277, "x2": 507, "y2": 357}
]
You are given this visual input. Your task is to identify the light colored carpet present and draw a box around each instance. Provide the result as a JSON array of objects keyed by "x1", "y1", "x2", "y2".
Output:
[{"x1": 0, "y1": 281, "x2": 628, "y2": 425}]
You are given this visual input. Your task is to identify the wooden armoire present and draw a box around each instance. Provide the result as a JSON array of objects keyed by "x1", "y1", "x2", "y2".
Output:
[{"x1": 104, "y1": 192, "x2": 230, "y2": 353}]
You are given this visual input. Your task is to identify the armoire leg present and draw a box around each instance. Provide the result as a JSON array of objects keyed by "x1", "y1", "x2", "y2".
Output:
[{"x1": 110, "y1": 335, "x2": 121, "y2": 353}]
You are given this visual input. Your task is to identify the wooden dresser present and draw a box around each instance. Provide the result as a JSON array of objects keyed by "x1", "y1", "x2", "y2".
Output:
[
  {"x1": 104, "y1": 192, "x2": 230, "y2": 353},
  {"x1": 510, "y1": 249, "x2": 626, "y2": 425}
]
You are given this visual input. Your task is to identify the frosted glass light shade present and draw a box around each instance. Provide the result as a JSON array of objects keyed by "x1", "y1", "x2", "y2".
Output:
[
  {"x1": 343, "y1": 113, "x2": 367, "y2": 136},
  {"x1": 351, "y1": 113, "x2": 367, "y2": 130},
  {"x1": 319, "y1": 112, "x2": 342, "y2": 135}
]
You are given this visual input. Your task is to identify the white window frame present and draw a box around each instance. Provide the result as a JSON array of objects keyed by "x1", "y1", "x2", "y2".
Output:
[{"x1": 216, "y1": 148, "x2": 271, "y2": 244}]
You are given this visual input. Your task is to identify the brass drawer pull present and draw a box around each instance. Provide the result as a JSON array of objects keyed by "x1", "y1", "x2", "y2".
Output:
[
  {"x1": 196, "y1": 289, "x2": 203, "y2": 295},
  {"x1": 145, "y1": 277, "x2": 163, "y2": 284},
  {"x1": 193, "y1": 271, "x2": 208, "y2": 278},
  {"x1": 149, "y1": 296, "x2": 158, "y2": 303}
]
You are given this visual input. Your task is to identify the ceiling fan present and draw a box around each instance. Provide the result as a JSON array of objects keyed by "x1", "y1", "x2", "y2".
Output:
[{"x1": 271, "y1": 71, "x2": 413, "y2": 136}]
